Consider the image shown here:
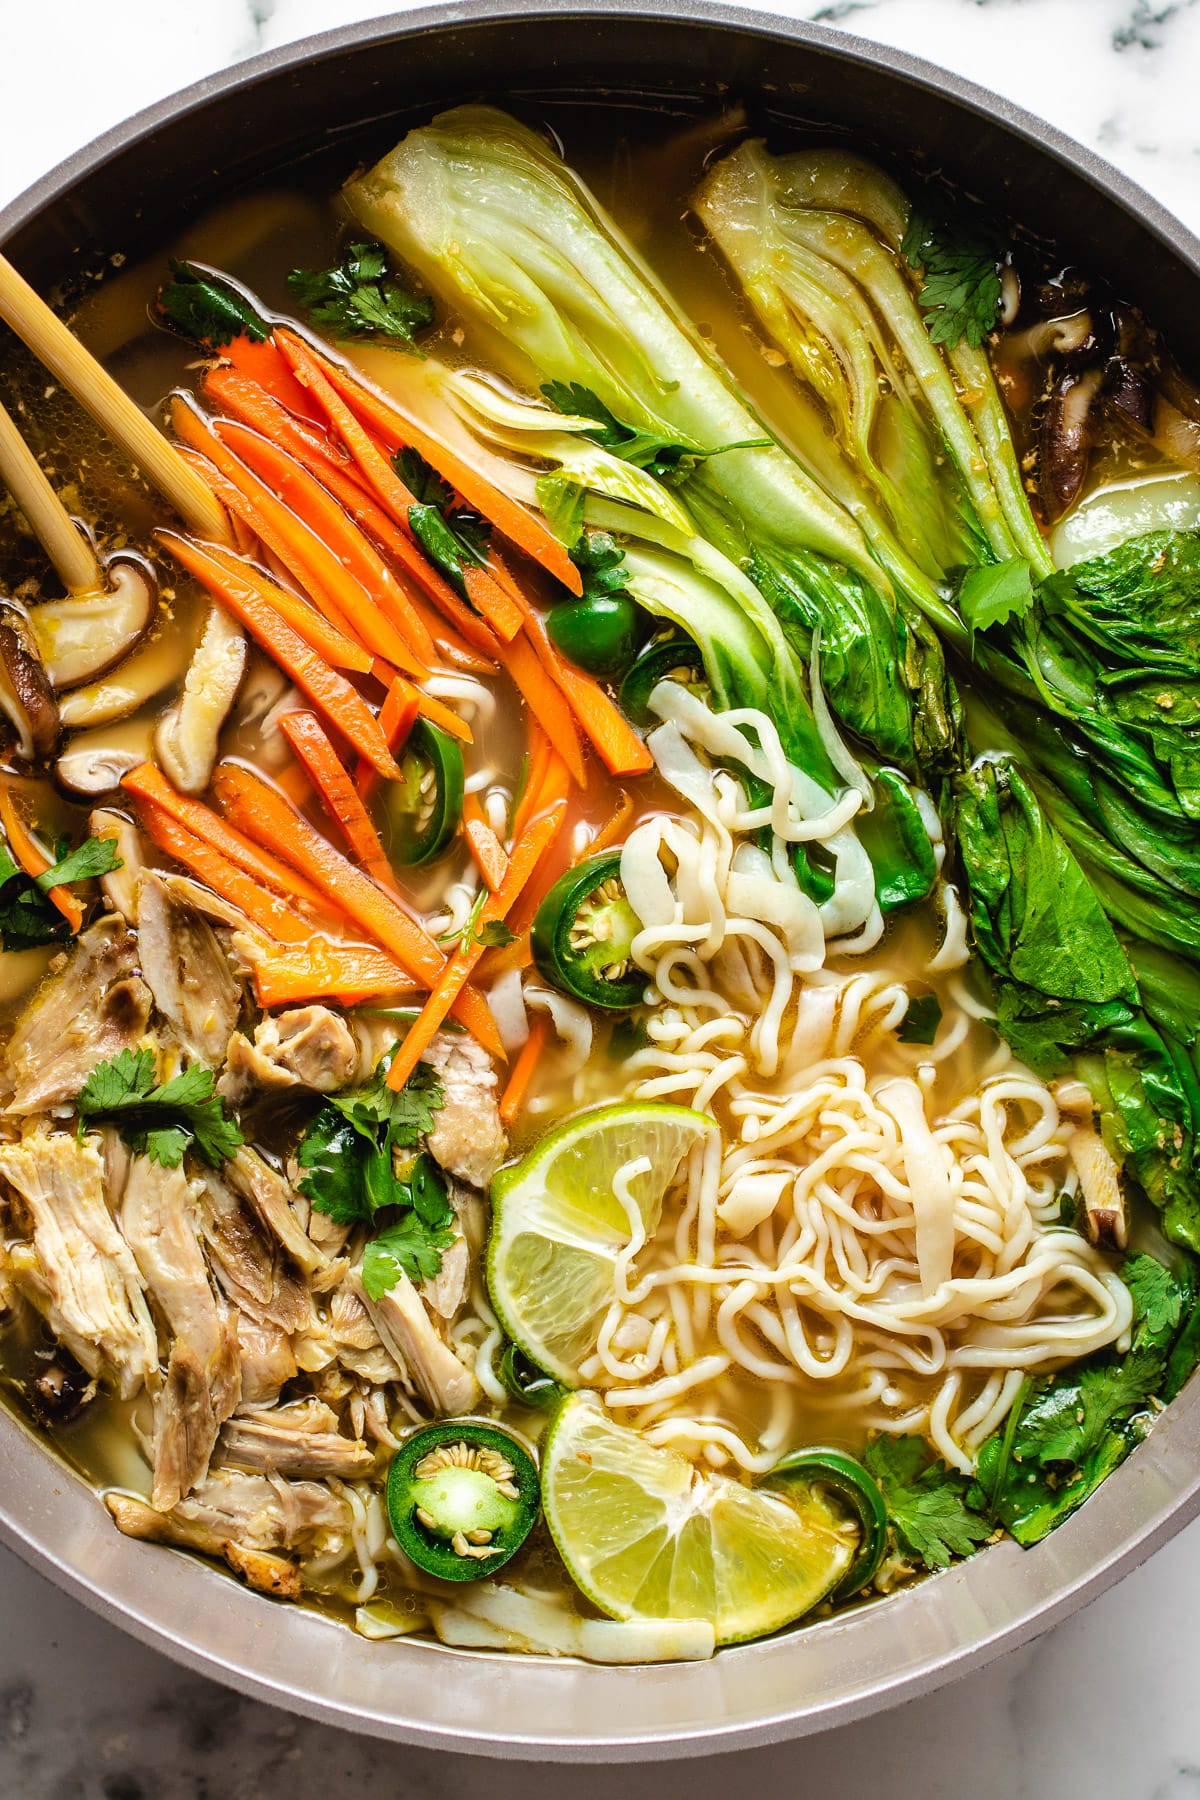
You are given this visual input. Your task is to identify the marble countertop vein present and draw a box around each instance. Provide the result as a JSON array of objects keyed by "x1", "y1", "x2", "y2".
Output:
[{"x1": 4, "y1": 1, "x2": 1200, "y2": 1794}]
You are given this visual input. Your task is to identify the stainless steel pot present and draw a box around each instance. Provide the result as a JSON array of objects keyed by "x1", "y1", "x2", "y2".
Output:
[{"x1": 3, "y1": 1, "x2": 1199, "y2": 1758}]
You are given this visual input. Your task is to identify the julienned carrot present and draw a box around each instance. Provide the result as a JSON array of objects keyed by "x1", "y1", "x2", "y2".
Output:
[
  {"x1": 388, "y1": 673, "x2": 472, "y2": 747},
  {"x1": 356, "y1": 680, "x2": 420, "y2": 803},
  {"x1": 480, "y1": 754, "x2": 576, "y2": 978},
  {"x1": 495, "y1": 558, "x2": 653, "y2": 778},
  {"x1": 172, "y1": 396, "x2": 404, "y2": 665},
  {"x1": 245, "y1": 938, "x2": 418, "y2": 1007},
  {"x1": 302, "y1": 340, "x2": 584, "y2": 597},
  {"x1": 462, "y1": 792, "x2": 509, "y2": 893},
  {"x1": 175, "y1": 460, "x2": 373, "y2": 675},
  {"x1": 211, "y1": 761, "x2": 502, "y2": 1055},
  {"x1": 121, "y1": 761, "x2": 331, "y2": 913},
  {"x1": 460, "y1": 563, "x2": 523, "y2": 643},
  {"x1": 216, "y1": 421, "x2": 437, "y2": 669},
  {"x1": 278, "y1": 710, "x2": 397, "y2": 890},
  {"x1": 158, "y1": 533, "x2": 401, "y2": 782},
  {"x1": 135, "y1": 805, "x2": 313, "y2": 944},
  {"x1": 386, "y1": 801, "x2": 567, "y2": 1091},
  {"x1": 498, "y1": 1015, "x2": 550, "y2": 1127},
  {"x1": 501, "y1": 632, "x2": 586, "y2": 786},
  {"x1": 588, "y1": 790, "x2": 637, "y2": 856},
  {"x1": 205, "y1": 364, "x2": 352, "y2": 484},
  {"x1": 221, "y1": 335, "x2": 324, "y2": 423},
  {"x1": 275, "y1": 331, "x2": 506, "y2": 661},
  {"x1": 0, "y1": 783, "x2": 82, "y2": 931},
  {"x1": 510, "y1": 722, "x2": 553, "y2": 841}
]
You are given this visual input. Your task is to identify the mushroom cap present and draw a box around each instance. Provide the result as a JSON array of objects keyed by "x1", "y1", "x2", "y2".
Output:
[
  {"x1": 29, "y1": 554, "x2": 158, "y2": 691},
  {"x1": 0, "y1": 604, "x2": 59, "y2": 761}
]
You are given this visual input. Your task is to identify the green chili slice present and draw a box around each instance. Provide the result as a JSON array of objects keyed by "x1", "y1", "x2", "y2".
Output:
[
  {"x1": 531, "y1": 850, "x2": 644, "y2": 1010},
  {"x1": 618, "y1": 636, "x2": 704, "y2": 727},
  {"x1": 499, "y1": 1345, "x2": 566, "y2": 1410},
  {"x1": 760, "y1": 1446, "x2": 888, "y2": 1600},
  {"x1": 377, "y1": 718, "x2": 464, "y2": 866},
  {"x1": 386, "y1": 1420, "x2": 540, "y2": 1582},
  {"x1": 547, "y1": 592, "x2": 642, "y2": 677}
]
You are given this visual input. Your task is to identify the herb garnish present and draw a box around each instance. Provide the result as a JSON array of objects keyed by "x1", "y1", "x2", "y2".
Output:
[
  {"x1": 862, "y1": 1435, "x2": 992, "y2": 1570},
  {"x1": 287, "y1": 243, "x2": 433, "y2": 345},
  {"x1": 156, "y1": 260, "x2": 270, "y2": 347},
  {"x1": 0, "y1": 834, "x2": 121, "y2": 952},
  {"x1": 541, "y1": 380, "x2": 766, "y2": 485},
  {"x1": 394, "y1": 447, "x2": 491, "y2": 598},
  {"x1": 900, "y1": 207, "x2": 1004, "y2": 350},
  {"x1": 77, "y1": 1049, "x2": 244, "y2": 1169},
  {"x1": 296, "y1": 1057, "x2": 455, "y2": 1293}
]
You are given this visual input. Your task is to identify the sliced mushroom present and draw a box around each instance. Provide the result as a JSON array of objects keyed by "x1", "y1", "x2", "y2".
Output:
[
  {"x1": 155, "y1": 602, "x2": 247, "y2": 795},
  {"x1": 89, "y1": 808, "x2": 144, "y2": 923},
  {"x1": 27, "y1": 556, "x2": 158, "y2": 691},
  {"x1": 56, "y1": 717, "x2": 155, "y2": 797},
  {"x1": 59, "y1": 626, "x2": 192, "y2": 730},
  {"x1": 1039, "y1": 366, "x2": 1105, "y2": 523},
  {"x1": 0, "y1": 604, "x2": 59, "y2": 761}
]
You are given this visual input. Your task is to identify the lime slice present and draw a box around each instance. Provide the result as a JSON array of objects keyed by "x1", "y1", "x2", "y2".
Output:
[
  {"x1": 487, "y1": 1101, "x2": 714, "y2": 1384},
  {"x1": 542, "y1": 1396, "x2": 860, "y2": 1645}
]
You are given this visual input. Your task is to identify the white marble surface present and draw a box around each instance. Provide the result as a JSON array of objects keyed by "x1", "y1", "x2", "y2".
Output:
[{"x1": 4, "y1": 0, "x2": 1200, "y2": 1792}]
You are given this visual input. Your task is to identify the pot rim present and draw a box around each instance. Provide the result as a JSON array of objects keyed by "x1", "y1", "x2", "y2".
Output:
[{"x1": 2, "y1": 1, "x2": 1200, "y2": 1759}]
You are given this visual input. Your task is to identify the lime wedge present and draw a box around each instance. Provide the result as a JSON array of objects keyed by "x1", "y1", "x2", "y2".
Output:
[
  {"x1": 542, "y1": 1396, "x2": 859, "y2": 1645},
  {"x1": 487, "y1": 1101, "x2": 714, "y2": 1384}
]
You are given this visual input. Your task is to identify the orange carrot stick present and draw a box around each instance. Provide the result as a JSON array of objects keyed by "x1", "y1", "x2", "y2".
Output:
[
  {"x1": 221, "y1": 335, "x2": 324, "y2": 422},
  {"x1": 121, "y1": 761, "x2": 331, "y2": 912},
  {"x1": 158, "y1": 533, "x2": 401, "y2": 781},
  {"x1": 217, "y1": 421, "x2": 438, "y2": 667},
  {"x1": 356, "y1": 680, "x2": 420, "y2": 803},
  {"x1": 0, "y1": 784, "x2": 82, "y2": 931},
  {"x1": 135, "y1": 805, "x2": 313, "y2": 944},
  {"x1": 386, "y1": 801, "x2": 567, "y2": 1091},
  {"x1": 278, "y1": 710, "x2": 398, "y2": 890},
  {"x1": 301, "y1": 341, "x2": 583, "y2": 596},
  {"x1": 588, "y1": 790, "x2": 637, "y2": 856},
  {"x1": 511, "y1": 723, "x2": 553, "y2": 841},
  {"x1": 387, "y1": 672, "x2": 472, "y2": 748},
  {"x1": 275, "y1": 331, "x2": 507, "y2": 659},
  {"x1": 211, "y1": 761, "x2": 501, "y2": 1055},
  {"x1": 460, "y1": 562, "x2": 523, "y2": 643},
  {"x1": 462, "y1": 792, "x2": 509, "y2": 894},
  {"x1": 501, "y1": 632, "x2": 586, "y2": 786},
  {"x1": 246, "y1": 938, "x2": 418, "y2": 1007},
  {"x1": 499, "y1": 1016, "x2": 550, "y2": 1127}
]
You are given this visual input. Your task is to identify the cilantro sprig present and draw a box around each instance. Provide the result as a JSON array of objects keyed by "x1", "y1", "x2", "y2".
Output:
[
  {"x1": 0, "y1": 833, "x2": 121, "y2": 952},
  {"x1": 956, "y1": 557, "x2": 1034, "y2": 642},
  {"x1": 296, "y1": 1057, "x2": 455, "y2": 1293},
  {"x1": 541, "y1": 380, "x2": 767, "y2": 486},
  {"x1": 900, "y1": 207, "x2": 1005, "y2": 350},
  {"x1": 394, "y1": 447, "x2": 491, "y2": 599},
  {"x1": 77, "y1": 1048, "x2": 244, "y2": 1169},
  {"x1": 287, "y1": 243, "x2": 433, "y2": 346},
  {"x1": 436, "y1": 887, "x2": 514, "y2": 956},
  {"x1": 156, "y1": 261, "x2": 270, "y2": 347},
  {"x1": 863, "y1": 1435, "x2": 992, "y2": 1570}
]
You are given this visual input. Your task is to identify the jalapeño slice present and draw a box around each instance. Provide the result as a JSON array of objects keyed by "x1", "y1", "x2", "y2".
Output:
[
  {"x1": 378, "y1": 718, "x2": 464, "y2": 866},
  {"x1": 531, "y1": 850, "x2": 644, "y2": 1010},
  {"x1": 759, "y1": 1446, "x2": 888, "y2": 1600},
  {"x1": 386, "y1": 1420, "x2": 539, "y2": 1582}
]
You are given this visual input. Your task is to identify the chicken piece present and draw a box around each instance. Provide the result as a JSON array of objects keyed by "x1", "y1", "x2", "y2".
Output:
[
  {"x1": 350, "y1": 1266, "x2": 478, "y2": 1416},
  {"x1": 226, "y1": 1147, "x2": 329, "y2": 1279},
  {"x1": 0, "y1": 1132, "x2": 156, "y2": 1398},
  {"x1": 218, "y1": 1006, "x2": 357, "y2": 1107},
  {"x1": 328, "y1": 1280, "x2": 406, "y2": 1385},
  {"x1": 421, "y1": 1033, "x2": 506, "y2": 1189},
  {"x1": 106, "y1": 1469, "x2": 350, "y2": 1599},
  {"x1": 135, "y1": 870, "x2": 241, "y2": 1065},
  {"x1": 121, "y1": 1157, "x2": 242, "y2": 1509},
  {"x1": 194, "y1": 1167, "x2": 312, "y2": 1334},
  {"x1": 216, "y1": 1397, "x2": 374, "y2": 1479},
  {"x1": 89, "y1": 809, "x2": 143, "y2": 924},
  {"x1": 235, "y1": 1314, "x2": 297, "y2": 1405},
  {"x1": 3, "y1": 918, "x2": 152, "y2": 1113},
  {"x1": 421, "y1": 1233, "x2": 470, "y2": 1322}
]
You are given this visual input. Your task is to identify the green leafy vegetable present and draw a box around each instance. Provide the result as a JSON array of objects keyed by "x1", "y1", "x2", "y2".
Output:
[
  {"x1": 0, "y1": 833, "x2": 121, "y2": 952},
  {"x1": 900, "y1": 206, "x2": 1005, "y2": 350},
  {"x1": 541, "y1": 380, "x2": 767, "y2": 485},
  {"x1": 1125, "y1": 1251, "x2": 1186, "y2": 1340},
  {"x1": 157, "y1": 260, "x2": 269, "y2": 346},
  {"x1": 77, "y1": 1049, "x2": 243, "y2": 1169},
  {"x1": 862, "y1": 1434, "x2": 992, "y2": 1570},
  {"x1": 957, "y1": 558, "x2": 1034, "y2": 641},
  {"x1": 296, "y1": 1059, "x2": 453, "y2": 1293},
  {"x1": 898, "y1": 992, "x2": 942, "y2": 1045},
  {"x1": 287, "y1": 242, "x2": 433, "y2": 344},
  {"x1": 395, "y1": 446, "x2": 489, "y2": 597}
]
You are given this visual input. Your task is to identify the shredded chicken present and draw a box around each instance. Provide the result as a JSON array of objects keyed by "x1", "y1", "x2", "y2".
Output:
[
  {"x1": 349, "y1": 1266, "x2": 478, "y2": 1416},
  {"x1": 0, "y1": 1131, "x2": 156, "y2": 1397},
  {"x1": 328, "y1": 1281, "x2": 406, "y2": 1385},
  {"x1": 89, "y1": 809, "x2": 143, "y2": 925},
  {"x1": 226, "y1": 1147, "x2": 330, "y2": 1279},
  {"x1": 121, "y1": 1157, "x2": 241, "y2": 1509},
  {"x1": 215, "y1": 1396, "x2": 374, "y2": 1478},
  {"x1": 194, "y1": 1166, "x2": 313, "y2": 1335},
  {"x1": 218, "y1": 1006, "x2": 357, "y2": 1106},
  {"x1": 421, "y1": 1033, "x2": 506, "y2": 1189},
  {"x1": 235, "y1": 1314, "x2": 298, "y2": 1405},
  {"x1": 2, "y1": 918, "x2": 152, "y2": 1113},
  {"x1": 135, "y1": 871, "x2": 241, "y2": 1065}
]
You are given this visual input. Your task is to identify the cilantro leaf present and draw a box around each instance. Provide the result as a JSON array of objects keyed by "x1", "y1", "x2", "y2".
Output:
[
  {"x1": 1125, "y1": 1252, "x2": 1186, "y2": 1341},
  {"x1": 475, "y1": 919, "x2": 516, "y2": 949},
  {"x1": 297, "y1": 1108, "x2": 369, "y2": 1223},
  {"x1": 570, "y1": 532, "x2": 632, "y2": 607},
  {"x1": 956, "y1": 558, "x2": 1034, "y2": 641},
  {"x1": 77, "y1": 1050, "x2": 243, "y2": 1169},
  {"x1": 898, "y1": 992, "x2": 942, "y2": 1045},
  {"x1": 1018, "y1": 1350, "x2": 1163, "y2": 1468},
  {"x1": 287, "y1": 243, "x2": 433, "y2": 345},
  {"x1": 900, "y1": 207, "x2": 1005, "y2": 349},
  {"x1": 863, "y1": 1434, "x2": 992, "y2": 1570},
  {"x1": 38, "y1": 835, "x2": 121, "y2": 890},
  {"x1": 540, "y1": 381, "x2": 766, "y2": 486},
  {"x1": 395, "y1": 447, "x2": 491, "y2": 598},
  {"x1": 0, "y1": 830, "x2": 120, "y2": 952},
  {"x1": 363, "y1": 1210, "x2": 457, "y2": 1296},
  {"x1": 157, "y1": 260, "x2": 269, "y2": 347}
]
